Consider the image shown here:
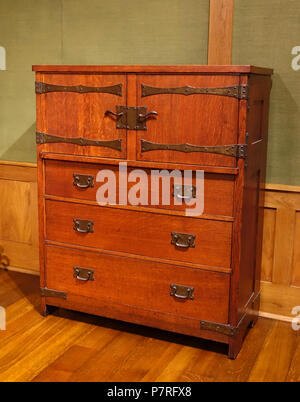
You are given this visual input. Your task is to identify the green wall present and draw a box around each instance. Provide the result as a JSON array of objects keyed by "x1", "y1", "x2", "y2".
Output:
[
  {"x1": 233, "y1": 0, "x2": 300, "y2": 186},
  {"x1": 1, "y1": 0, "x2": 299, "y2": 186},
  {"x1": 0, "y1": 0, "x2": 209, "y2": 163}
]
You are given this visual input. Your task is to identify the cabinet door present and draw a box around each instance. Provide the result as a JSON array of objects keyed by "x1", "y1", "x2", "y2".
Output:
[
  {"x1": 36, "y1": 73, "x2": 127, "y2": 158},
  {"x1": 136, "y1": 75, "x2": 240, "y2": 166}
]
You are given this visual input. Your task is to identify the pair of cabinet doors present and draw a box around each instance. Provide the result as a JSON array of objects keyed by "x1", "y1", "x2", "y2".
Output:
[{"x1": 36, "y1": 73, "x2": 242, "y2": 167}]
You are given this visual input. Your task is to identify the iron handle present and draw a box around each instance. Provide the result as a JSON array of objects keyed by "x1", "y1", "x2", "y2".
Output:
[
  {"x1": 138, "y1": 111, "x2": 158, "y2": 121},
  {"x1": 171, "y1": 232, "x2": 196, "y2": 249},
  {"x1": 75, "y1": 272, "x2": 92, "y2": 281},
  {"x1": 73, "y1": 266, "x2": 95, "y2": 282},
  {"x1": 105, "y1": 109, "x2": 124, "y2": 119},
  {"x1": 73, "y1": 219, "x2": 94, "y2": 233},
  {"x1": 170, "y1": 284, "x2": 194, "y2": 300},
  {"x1": 172, "y1": 185, "x2": 197, "y2": 201},
  {"x1": 73, "y1": 174, "x2": 94, "y2": 189},
  {"x1": 175, "y1": 239, "x2": 190, "y2": 248},
  {"x1": 176, "y1": 194, "x2": 189, "y2": 200}
]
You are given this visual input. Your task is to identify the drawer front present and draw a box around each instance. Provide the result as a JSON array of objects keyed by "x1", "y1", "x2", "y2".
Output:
[
  {"x1": 136, "y1": 74, "x2": 240, "y2": 167},
  {"x1": 45, "y1": 200, "x2": 232, "y2": 268},
  {"x1": 45, "y1": 245, "x2": 230, "y2": 324},
  {"x1": 45, "y1": 160, "x2": 235, "y2": 218},
  {"x1": 36, "y1": 74, "x2": 127, "y2": 159}
]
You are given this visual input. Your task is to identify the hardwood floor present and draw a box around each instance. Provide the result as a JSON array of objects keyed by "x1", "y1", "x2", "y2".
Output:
[{"x1": 0, "y1": 269, "x2": 299, "y2": 382}]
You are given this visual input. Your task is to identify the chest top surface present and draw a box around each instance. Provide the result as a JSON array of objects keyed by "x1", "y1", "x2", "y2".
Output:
[{"x1": 32, "y1": 65, "x2": 273, "y2": 75}]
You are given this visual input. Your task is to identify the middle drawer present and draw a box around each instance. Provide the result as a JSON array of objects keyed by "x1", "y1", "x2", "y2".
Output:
[{"x1": 45, "y1": 199, "x2": 232, "y2": 268}]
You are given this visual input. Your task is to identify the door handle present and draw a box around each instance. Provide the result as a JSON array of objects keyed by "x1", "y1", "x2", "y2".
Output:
[{"x1": 138, "y1": 111, "x2": 158, "y2": 121}]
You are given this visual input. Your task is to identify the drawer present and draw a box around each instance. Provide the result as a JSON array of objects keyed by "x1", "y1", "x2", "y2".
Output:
[
  {"x1": 45, "y1": 199, "x2": 232, "y2": 268},
  {"x1": 45, "y1": 245, "x2": 230, "y2": 324},
  {"x1": 45, "y1": 160, "x2": 235, "y2": 218}
]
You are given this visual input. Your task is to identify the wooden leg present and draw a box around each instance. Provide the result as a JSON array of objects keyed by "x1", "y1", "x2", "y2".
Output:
[
  {"x1": 228, "y1": 313, "x2": 255, "y2": 359},
  {"x1": 41, "y1": 298, "x2": 57, "y2": 317},
  {"x1": 228, "y1": 335, "x2": 244, "y2": 359},
  {"x1": 249, "y1": 314, "x2": 259, "y2": 328}
]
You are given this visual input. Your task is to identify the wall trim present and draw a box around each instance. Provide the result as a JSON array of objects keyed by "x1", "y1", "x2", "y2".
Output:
[
  {"x1": 0, "y1": 160, "x2": 37, "y2": 168},
  {"x1": 208, "y1": 0, "x2": 234, "y2": 65},
  {"x1": 265, "y1": 183, "x2": 300, "y2": 193},
  {"x1": 3, "y1": 266, "x2": 39, "y2": 276}
]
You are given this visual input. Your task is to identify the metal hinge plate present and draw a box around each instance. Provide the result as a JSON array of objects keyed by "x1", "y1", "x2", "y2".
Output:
[
  {"x1": 200, "y1": 313, "x2": 247, "y2": 337},
  {"x1": 200, "y1": 320, "x2": 237, "y2": 337},
  {"x1": 40, "y1": 287, "x2": 67, "y2": 300}
]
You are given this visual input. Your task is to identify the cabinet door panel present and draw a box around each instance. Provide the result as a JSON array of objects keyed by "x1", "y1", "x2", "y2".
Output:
[
  {"x1": 36, "y1": 73, "x2": 126, "y2": 158},
  {"x1": 136, "y1": 75, "x2": 240, "y2": 166}
]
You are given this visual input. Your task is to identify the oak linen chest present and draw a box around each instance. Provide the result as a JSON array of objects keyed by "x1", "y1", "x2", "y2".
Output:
[{"x1": 33, "y1": 65, "x2": 272, "y2": 358}]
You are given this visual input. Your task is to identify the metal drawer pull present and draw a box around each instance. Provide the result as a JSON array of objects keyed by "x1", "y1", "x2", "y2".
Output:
[
  {"x1": 73, "y1": 173, "x2": 94, "y2": 189},
  {"x1": 171, "y1": 232, "x2": 196, "y2": 248},
  {"x1": 105, "y1": 109, "x2": 124, "y2": 119},
  {"x1": 73, "y1": 266, "x2": 95, "y2": 281},
  {"x1": 138, "y1": 111, "x2": 158, "y2": 121},
  {"x1": 173, "y1": 184, "x2": 196, "y2": 201},
  {"x1": 170, "y1": 284, "x2": 194, "y2": 300},
  {"x1": 73, "y1": 218, "x2": 94, "y2": 233}
]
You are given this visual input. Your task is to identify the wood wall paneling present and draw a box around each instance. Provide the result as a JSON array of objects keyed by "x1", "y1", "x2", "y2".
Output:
[
  {"x1": 208, "y1": 0, "x2": 234, "y2": 65},
  {"x1": 0, "y1": 162, "x2": 39, "y2": 275},
  {"x1": 261, "y1": 187, "x2": 300, "y2": 321}
]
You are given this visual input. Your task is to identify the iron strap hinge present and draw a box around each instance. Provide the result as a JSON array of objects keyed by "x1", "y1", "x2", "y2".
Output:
[
  {"x1": 40, "y1": 287, "x2": 67, "y2": 300},
  {"x1": 36, "y1": 131, "x2": 122, "y2": 152},
  {"x1": 141, "y1": 84, "x2": 249, "y2": 100},
  {"x1": 141, "y1": 140, "x2": 248, "y2": 160},
  {"x1": 35, "y1": 81, "x2": 122, "y2": 96}
]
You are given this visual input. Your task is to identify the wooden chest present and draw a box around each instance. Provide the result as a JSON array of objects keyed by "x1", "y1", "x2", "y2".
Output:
[{"x1": 33, "y1": 65, "x2": 272, "y2": 358}]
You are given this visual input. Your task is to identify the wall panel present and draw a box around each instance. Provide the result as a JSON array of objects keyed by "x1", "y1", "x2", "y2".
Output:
[
  {"x1": 0, "y1": 162, "x2": 39, "y2": 274},
  {"x1": 0, "y1": 0, "x2": 209, "y2": 163},
  {"x1": 260, "y1": 185, "x2": 300, "y2": 320},
  {"x1": 233, "y1": 0, "x2": 300, "y2": 186}
]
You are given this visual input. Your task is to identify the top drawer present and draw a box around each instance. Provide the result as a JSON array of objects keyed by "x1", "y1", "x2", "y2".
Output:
[{"x1": 36, "y1": 74, "x2": 127, "y2": 159}]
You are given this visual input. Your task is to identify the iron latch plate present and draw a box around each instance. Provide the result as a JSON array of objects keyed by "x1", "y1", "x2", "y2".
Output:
[{"x1": 116, "y1": 106, "x2": 147, "y2": 130}]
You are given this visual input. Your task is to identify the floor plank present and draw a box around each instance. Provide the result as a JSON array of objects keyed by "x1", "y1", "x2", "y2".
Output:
[
  {"x1": 247, "y1": 321, "x2": 298, "y2": 382},
  {"x1": 286, "y1": 338, "x2": 300, "y2": 381}
]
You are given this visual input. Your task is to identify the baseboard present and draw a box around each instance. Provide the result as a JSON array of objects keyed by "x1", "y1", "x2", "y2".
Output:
[{"x1": 4, "y1": 266, "x2": 40, "y2": 276}]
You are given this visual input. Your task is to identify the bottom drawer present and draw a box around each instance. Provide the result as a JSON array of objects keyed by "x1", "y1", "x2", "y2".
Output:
[{"x1": 45, "y1": 245, "x2": 230, "y2": 324}]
